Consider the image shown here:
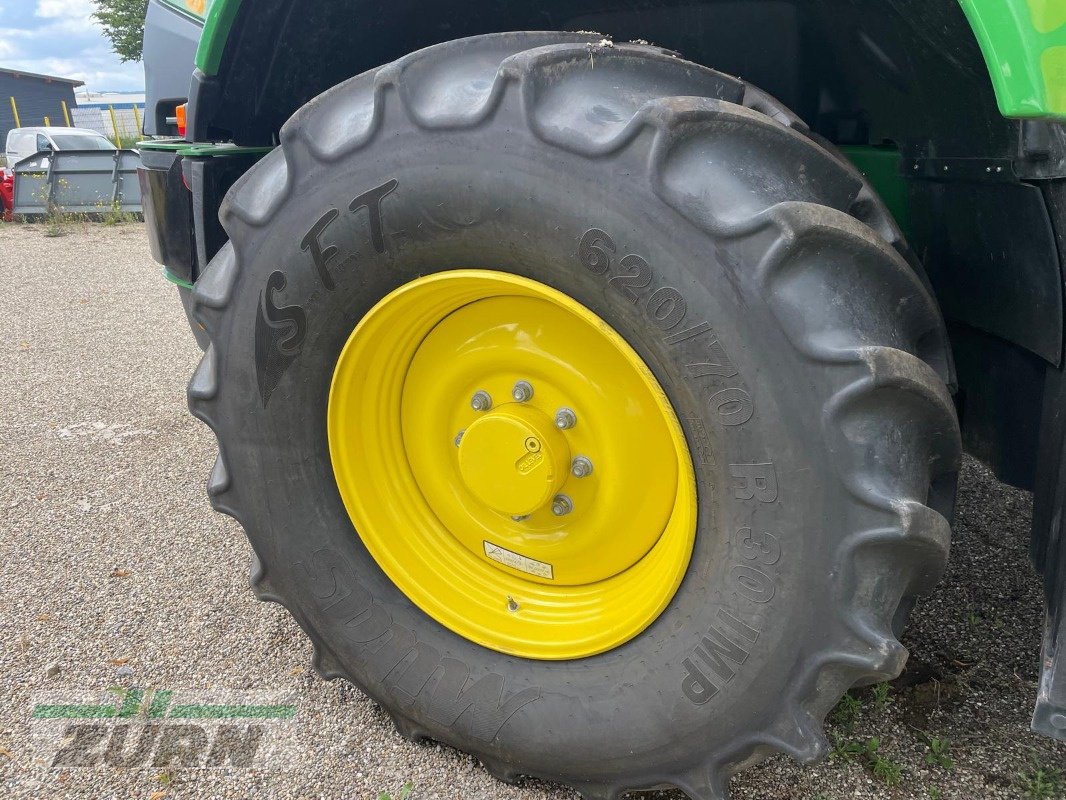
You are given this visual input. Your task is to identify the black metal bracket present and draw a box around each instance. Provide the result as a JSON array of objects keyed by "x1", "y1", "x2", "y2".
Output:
[{"x1": 901, "y1": 157, "x2": 1018, "y2": 183}]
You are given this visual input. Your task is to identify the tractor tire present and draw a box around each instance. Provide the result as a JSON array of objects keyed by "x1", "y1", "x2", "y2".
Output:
[
  {"x1": 178, "y1": 286, "x2": 210, "y2": 350},
  {"x1": 188, "y1": 32, "x2": 961, "y2": 800}
]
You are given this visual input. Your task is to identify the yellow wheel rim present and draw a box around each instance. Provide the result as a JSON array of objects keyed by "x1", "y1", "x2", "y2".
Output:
[{"x1": 328, "y1": 270, "x2": 697, "y2": 659}]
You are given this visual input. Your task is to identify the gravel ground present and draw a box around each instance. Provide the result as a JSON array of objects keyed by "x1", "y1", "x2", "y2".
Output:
[{"x1": 1, "y1": 223, "x2": 1065, "y2": 800}]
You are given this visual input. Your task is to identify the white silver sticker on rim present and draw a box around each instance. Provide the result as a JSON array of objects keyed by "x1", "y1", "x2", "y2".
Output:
[{"x1": 483, "y1": 541, "x2": 554, "y2": 580}]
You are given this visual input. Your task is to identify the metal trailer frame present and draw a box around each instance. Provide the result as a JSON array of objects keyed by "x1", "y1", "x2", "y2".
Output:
[{"x1": 12, "y1": 148, "x2": 142, "y2": 215}]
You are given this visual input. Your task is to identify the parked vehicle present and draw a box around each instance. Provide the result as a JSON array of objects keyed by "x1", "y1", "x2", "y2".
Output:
[
  {"x1": 137, "y1": 1, "x2": 1066, "y2": 797},
  {"x1": 3, "y1": 126, "x2": 115, "y2": 173}
]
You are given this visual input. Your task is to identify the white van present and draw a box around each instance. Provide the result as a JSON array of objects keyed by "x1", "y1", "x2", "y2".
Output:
[{"x1": 4, "y1": 127, "x2": 116, "y2": 172}]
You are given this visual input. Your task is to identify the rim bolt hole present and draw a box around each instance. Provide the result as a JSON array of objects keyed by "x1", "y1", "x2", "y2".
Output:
[
  {"x1": 551, "y1": 494, "x2": 574, "y2": 516},
  {"x1": 512, "y1": 380, "x2": 534, "y2": 403},
  {"x1": 470, "y1": 390, "x2": 492, "y2": 412},
  {"x1": 571, "y1": 456, "x2": 593, "y2": 478}
]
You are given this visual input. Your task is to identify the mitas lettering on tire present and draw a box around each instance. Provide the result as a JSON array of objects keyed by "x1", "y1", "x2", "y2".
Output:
[{"x1": 187, "y1": 31, "x2": 960, "y2": 800}]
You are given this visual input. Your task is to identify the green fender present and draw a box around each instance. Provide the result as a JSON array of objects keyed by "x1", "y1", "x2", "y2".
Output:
[
  {"x1": 156, "y1": 0, "x2": 238, "y2": 75},
  {"x1": 959, "y1": 0, "x2": 1066, "y2": 118},
  {"x1": 179, "y1": 0, "x2": 1066, "y2": 119},
  {"x1": 193, "y1": 0, "x2": 243, "y2": 75}
]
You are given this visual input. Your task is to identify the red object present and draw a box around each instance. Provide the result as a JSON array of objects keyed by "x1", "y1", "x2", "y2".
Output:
[{"x1": 0, "y1": 171, "x2": 13, "y2": 222}]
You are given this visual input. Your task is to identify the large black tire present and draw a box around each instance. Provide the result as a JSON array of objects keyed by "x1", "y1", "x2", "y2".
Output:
[
  {"x1": 178, "y1": 286, "x2": 210, "y2": 351},
  {"x1": 188, "y1": 33, "x2": 961, "y2": 799}
]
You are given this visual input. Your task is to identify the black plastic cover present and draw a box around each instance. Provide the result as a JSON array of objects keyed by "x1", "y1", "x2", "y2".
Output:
[{"x1": 137, "y1": 149, "x2": 195, "y2": 282}]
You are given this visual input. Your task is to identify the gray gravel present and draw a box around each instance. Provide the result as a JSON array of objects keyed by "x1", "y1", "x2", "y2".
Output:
[{"x1": 1, "y1": 223, "x2": 1064, "y2": 799}]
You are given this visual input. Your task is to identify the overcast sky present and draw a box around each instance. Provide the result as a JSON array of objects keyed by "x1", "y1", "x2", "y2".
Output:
[{"x1": 0, "y1": 0, "x2": 144, "y2": 93}]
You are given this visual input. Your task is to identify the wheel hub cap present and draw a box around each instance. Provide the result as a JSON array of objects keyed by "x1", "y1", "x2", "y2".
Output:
[{"x1": 457, "y1": 405, "x2": 569, "y2": 516}]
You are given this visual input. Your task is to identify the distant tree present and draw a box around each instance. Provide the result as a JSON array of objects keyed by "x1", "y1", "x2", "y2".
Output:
[{"x1": 93, "y1": 0, "x2": 149, "y2": 63}]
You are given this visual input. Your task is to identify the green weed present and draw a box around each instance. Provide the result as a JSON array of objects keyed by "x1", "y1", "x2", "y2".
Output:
[
  {"x1": 870, "y1": 682, "x2": 893, "y2": 710},
  {"x1": 830, "y1": 692, "x2": 862, "y2": 732},
  {"x1": 1015, "y1": 764, "x2": 1065, "y2": 799},
  {"x1": 829, "y1": 732, "x2": 866, "y2": 763},
  {"x1": 829, "y1": 735, "x2": 901, "y2": 787},
  {"x1": 378, "y1": 781, "x2": 413, "y2": 800},
  {"x1": 866, "y1": 737, "x2": 902, "y2": 786},
  {"x1": 100, "y1": 199, "x2": 138, "y2": 225},
  {"x1": 36, "y1": 177, "x2": 77, "y2": 236},
  {"x1": 923, "y1": 736, "x2": 954, "y2": 770}
]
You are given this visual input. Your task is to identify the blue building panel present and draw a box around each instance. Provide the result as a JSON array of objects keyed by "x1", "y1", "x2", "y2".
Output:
[{"x1": 0, "y1": 69, "x2": 83, "y2": 144}]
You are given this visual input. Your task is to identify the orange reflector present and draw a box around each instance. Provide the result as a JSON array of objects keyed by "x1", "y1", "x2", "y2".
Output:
[{"x1": 175, "y1": 103, "x2": 187, "y2": 138}]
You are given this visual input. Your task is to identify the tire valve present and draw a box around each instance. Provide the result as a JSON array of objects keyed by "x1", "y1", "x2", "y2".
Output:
[
  {"x1": 507, "y1": 596, "x2": 520, "y2": 612},
  {"x1": 454, "y1": 430, "x2": 465, "y2": 447}
]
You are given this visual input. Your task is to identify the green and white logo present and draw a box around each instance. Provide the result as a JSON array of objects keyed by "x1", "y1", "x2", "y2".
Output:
[{"x1": 30, "y1": 688, "x2": 298, "y2": 769}]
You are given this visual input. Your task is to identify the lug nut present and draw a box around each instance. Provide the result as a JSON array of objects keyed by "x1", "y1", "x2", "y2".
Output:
[
  {"x1": 571, "y1": 456, "x2": 593, "y2": 478},
  {"x1": 512, "y1": 380, "x2": 534, "y2": 403},
  {"x1": 554, "y1": 408, "x2": 577, "y2": 430},
  {"x1": 551, "y1": 494, "x2": 574, "y2": 516},
  {"x1": 454, "y1": 430, "x2": 465, "y2": 447},
  {"x1": 470, "y1": 390, "x2": 492, "y2": 412}
]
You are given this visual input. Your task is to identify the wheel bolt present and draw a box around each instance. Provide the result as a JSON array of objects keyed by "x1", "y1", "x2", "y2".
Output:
[
  {"x1": 554, "y1": 408, "x2": 577, "y2": 430},
  {"x1": 571, "y1": 456, "x2": 593, "y2": 478},
  {"x1": 551, "y1": 494, "x2": 574, "y2": 516},
  {"x1": 454, "y1": 430, "x2": 465, "y2": 447},
  {"x1": 470, "y1": 390, "x2": 492, "y2": 412},
  {"x1": 512, "y1": 380, "x2": 534, "y2": 403}
]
